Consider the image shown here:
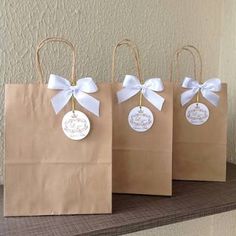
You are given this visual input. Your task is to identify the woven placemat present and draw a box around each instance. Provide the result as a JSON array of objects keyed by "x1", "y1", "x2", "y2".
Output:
[{"x1": 0, "y1": 163, "x2": 235, "y2": 236}]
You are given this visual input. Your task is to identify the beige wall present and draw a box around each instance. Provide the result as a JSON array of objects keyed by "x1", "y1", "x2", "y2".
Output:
[{"x1": 219, "y1": 0, "x2": 236, "y2": 163}]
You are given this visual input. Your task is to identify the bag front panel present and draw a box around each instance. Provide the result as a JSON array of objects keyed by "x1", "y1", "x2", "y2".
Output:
[
  {"x1": 173, "y1": 83, "x2": 227, "y2": 181},
  {"x1": 4, "y1": 83, "x2": 112, "y2": 216},
  {"x1": 112, "y1": 81, "x2": 173, "y2": 195}
]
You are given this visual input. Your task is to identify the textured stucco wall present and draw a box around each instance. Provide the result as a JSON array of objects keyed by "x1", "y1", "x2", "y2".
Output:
[
  {"x1": 0, "y1": 0, "x2": 227, "y2": 184},
  {"x1": 219, "y1": 0, "x2": 236, "y2": 164}
]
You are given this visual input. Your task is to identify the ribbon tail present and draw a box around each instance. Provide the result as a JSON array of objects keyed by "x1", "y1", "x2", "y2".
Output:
[
  {"x1": 74, "y1": 91, "x2": 100, "y2": 117},
  {"x1": 51, "y1": 90, "x2": 72, "y2": 114},
  {"x1": 144, "y1": 89, "x2": 165, "y2": 111},
  {"x1": 181, "y1": 89, "x2": 197, "y2": 106},
  {"x1": 117, "y1": 87, "x2": 140, "y2": 103},
  {"x1": 201, "y1": 90, "x2": 220, "y2": 107}
]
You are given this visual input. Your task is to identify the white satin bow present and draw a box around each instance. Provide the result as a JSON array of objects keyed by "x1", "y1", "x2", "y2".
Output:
[
  {"x1": 181, "y1": 77, "x2": 221, "y2": 107},
  {"x1": 48, "y1": 74, "x2": 100, "y2": 116},
  {"x1": 117, "y1": 75, "x2": 165, "y2": 111}
]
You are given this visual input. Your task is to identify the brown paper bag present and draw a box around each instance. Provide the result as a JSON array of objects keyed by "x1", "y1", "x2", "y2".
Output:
[
  {"x1": 172, "y1": 45, "x2": 227, "y2": 181},
  {"x1": 112, "y1": 39, "x2": 173, "y2": 196},
  {"x1": 4, "y1": 38, "x2": 112, "y2": 216}
]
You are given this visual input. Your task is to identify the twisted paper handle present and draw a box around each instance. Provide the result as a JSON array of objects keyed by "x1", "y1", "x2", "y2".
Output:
[
  {"x1": 170, "y1": 44, "x2": 203, "y2": 103},
  {"x1": 35, "y1": 37, "x2": 77, "y2": 111},
  {"x1": 111, "y1": 39, "x2": 144, "y2": 107}
]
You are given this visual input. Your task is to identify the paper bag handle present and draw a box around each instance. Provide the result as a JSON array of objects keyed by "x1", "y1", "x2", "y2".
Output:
[
  {"x1": 111, "y1": 39, "x2": 144, "y2": 83},
  {"x1": 170, "y1": 45, "x2": 203, "y2": 103},
  {"x1": 112, "y1": 39, "x2": 146, "y2": 106},
  {"x1": 36, "y1": 37, "x2": 76, "y2": 84},
  {"x1": 170, "y1": 45, "x2": 202, "y2": 83}
]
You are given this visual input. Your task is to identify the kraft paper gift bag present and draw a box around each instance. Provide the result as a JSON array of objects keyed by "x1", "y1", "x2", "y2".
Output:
[
  {"x1": 4, "y1": 37, "x2": 112, "y2": 216},
  {"x1": 112, "y1": 39, "x2": 173, "y2": 195},
  {"x1": 171, "y1": 45, "x2": 227, "y2": 181}
]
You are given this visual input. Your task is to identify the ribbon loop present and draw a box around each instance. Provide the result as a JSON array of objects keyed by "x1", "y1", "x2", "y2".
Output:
[
  {"x1": 48, "y1": 74, "x2": 100, "y2": 116},
  {"x1": 181, "y1": 77, "x2": 221, "y2": 106},
  {"x1": 117, "y1": 75, "x2": 165, "y2": 111}
]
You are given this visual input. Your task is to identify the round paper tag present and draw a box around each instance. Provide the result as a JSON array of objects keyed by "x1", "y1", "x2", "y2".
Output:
[
  {"x1": 62, "y1": 110, "x2": 90, "y2": 140},
  {"x1": 185, "y1": 103, "x2": 209, "y2": 125},
  {"x1": 128, "y1": 106, "x2": 154, "y2": 132}
]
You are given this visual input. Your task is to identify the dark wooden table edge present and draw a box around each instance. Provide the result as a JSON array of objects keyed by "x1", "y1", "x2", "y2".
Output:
[{"x1": 82, "y1": 202, "x2": 236, "y2": 236}]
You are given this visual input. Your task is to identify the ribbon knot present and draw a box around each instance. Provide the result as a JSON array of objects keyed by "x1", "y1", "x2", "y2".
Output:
[
  {"x1": 117, "y1": 75, "x2": 165, "y2": 111},
  {"x1": 138, "y1": 84, "x2": 146, "y2": 93},
  {"x1": 48, "y1": 74, "x2": 100, "y2": 116},
  {"x1": 181, "y1": 77, "x2": 221, "y2": 107},
  {"x1": 69, "y1": 85, "x2": 78, "y2": 92}
]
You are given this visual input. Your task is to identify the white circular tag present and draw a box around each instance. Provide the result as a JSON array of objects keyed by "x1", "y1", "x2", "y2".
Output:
[
  {"x1": 128, "y1": 106, "x2": 154, "y2": 132},
  {"x1": 185, "y1": 103, "x2": 209, "y2": 125},
  {"x1": 62, "y1": 110, "x2": 90, "y2": 140}
]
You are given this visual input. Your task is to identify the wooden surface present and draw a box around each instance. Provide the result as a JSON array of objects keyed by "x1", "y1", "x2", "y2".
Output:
[{"x1": 1, "y1": 163, "x2": 236, "y2": 236}]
